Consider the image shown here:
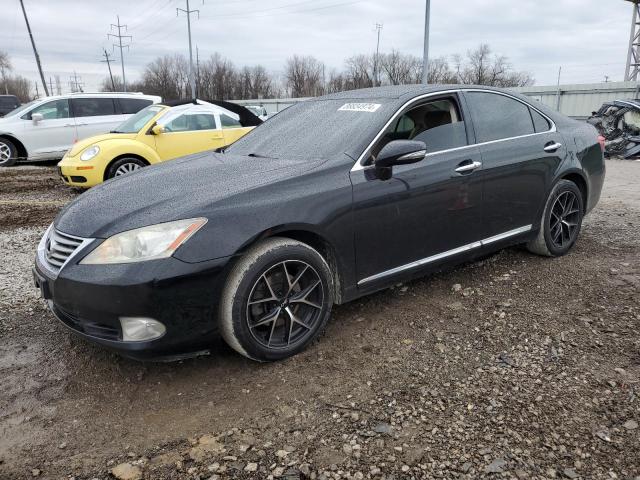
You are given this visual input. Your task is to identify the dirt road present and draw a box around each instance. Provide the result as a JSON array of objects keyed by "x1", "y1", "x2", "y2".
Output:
[{"x1": 1, "y1": 161, "x2": 639, "y2": 479}]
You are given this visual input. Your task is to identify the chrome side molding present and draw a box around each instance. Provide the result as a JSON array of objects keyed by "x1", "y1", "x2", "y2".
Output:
[{"x1": 357, "y1": 225, "x2": 532, "y2": 286}]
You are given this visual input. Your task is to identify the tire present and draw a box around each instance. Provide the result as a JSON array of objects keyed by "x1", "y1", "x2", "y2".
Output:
[
  {"x1": 106, "y1": 157, "x2": 146, "y2": 179},
  {"x1": 0, "y1": 138, "x2": 18, "y2": 167},
  {"x1": 219, "y1": 237, "x2": 334, "y2": 362},
  {"x1": 527, "y1": 179, "x2": 584, "y2": 257}
]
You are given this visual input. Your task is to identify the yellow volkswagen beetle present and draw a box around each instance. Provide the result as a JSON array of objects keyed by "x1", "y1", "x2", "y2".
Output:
[{"x1": 58, "y1": 100, "x2": 259, "y2": 187}]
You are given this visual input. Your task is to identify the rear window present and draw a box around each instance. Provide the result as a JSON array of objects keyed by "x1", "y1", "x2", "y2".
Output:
[
  {"x1": 465, "y1": 91, "x2": 535, "y2": 143},
  {"x1": 530, "y1": 108, "x2": 551, "y2": 133},
  {"x1": 71, "y1": 98, "x2": 116, "y2": 117},
  {"x1": 118, "y1": 98, "x2": 153, "y2": 114}
]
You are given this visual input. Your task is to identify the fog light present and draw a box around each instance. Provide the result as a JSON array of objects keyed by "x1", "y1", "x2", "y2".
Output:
[{"x1": 120, "y1": 317, "x2": 166, "y2": 342}]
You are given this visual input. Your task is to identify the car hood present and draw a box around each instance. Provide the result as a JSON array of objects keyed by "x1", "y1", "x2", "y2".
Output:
[
  {"x1": 55, "y1": 151, "x2": 322, "y2": 238},
  {"x1": 67, "y1": 133, "x2": 138, "y2": 157}
]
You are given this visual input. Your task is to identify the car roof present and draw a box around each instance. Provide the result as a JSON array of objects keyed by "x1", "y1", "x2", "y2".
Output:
[
  {"x1": 32, "y1": 92, "x2": 162, "y2": 102},
  {"x1": 318, "y1": 84, "x2": 521, "y2": 101}
]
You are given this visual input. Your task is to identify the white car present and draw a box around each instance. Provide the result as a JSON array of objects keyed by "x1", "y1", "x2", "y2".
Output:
[
  {"x1": 0, "y1": 92, "x2": 161, "y2": 167},
  {"x1": 246, "y1": 105, "x2": 269, "y2": 121}
]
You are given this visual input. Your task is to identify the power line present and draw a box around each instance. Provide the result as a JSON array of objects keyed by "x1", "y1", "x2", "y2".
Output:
[
  {"x1": 108, "y1": 16, "x2": 132, "y2": 92},
  {"x1": 199, "y1": 0, "x2": 361, "y2": 19}
]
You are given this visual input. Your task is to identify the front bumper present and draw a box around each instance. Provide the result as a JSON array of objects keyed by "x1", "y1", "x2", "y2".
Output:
[
  {"x1": 58, "y1": 156, "x2": 105, "y2": 187},
  {"x1": 34, "y1": 253, "x2": 233, "y2": 360}
]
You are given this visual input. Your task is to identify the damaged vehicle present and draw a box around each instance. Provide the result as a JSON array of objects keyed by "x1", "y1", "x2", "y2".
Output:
[
  {"x1": 33, "y1": 85, "x2": 605, "y2": 362},
  {"x1": 588, "y1": 99, "x2": 640, "y2": 159}
]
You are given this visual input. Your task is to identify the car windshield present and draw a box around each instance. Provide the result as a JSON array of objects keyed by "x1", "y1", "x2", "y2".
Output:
[
  {"x1": 4, "y1": 99, "x2": 37, "y2": 117},
  {"x1": 226, "y1": 99, "x2": 394, "y2": 160},
  {"x1": 112, "y1": 105, "x2": 164, "y2": 133}
]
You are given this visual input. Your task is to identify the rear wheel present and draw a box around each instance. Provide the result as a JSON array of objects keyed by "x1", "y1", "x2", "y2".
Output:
[
  {"x1": 219, "y1": 237, "x2": 334, "y2": 362},
  {"x1": 0, "y1": 138, "x2": 18, "y2": 167},
  {"x1": 106, "y1": 157, "x2": 146, "y2": 179},
  {"x1": 527, "y1": 179, "x2": 584, "y2": 257}
]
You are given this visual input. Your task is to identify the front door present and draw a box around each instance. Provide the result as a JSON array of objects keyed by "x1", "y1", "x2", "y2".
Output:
[
  {"x1": 462, "y1": 90, "x2": 565, "y2": 238},
  {"x1": 350, "y1": 94, "x2": 484, "y2": 289},
  {"x1": 154, "y1": 111, "x2": 224, "y2": 161},
  {"x1": 19, "y1": 99, "x2": 77, "y2": 159}
]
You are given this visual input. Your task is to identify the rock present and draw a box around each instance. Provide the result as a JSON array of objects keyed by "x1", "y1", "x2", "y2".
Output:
[
  {"x1": 401, "y1": 465, "x2": 410, "y2": 472},
  {"x1": 189, "y1": 435, "x2": 225, "y2": 462},
  {"x1": 58, "y1": 442, "x2": 67, "y2": 449},
  {"x1": 594, "y1": 427, "x2": 611, "y2": 442},
  {"x1": 370, "y1": 466, "x2": 381, "y2": 475},
  {"x1": 31, "y1": 469, "x2": 41, "y2": 477},
  {"x1": 452, "y1": 284, "x2": 462, "y2": 292},
  {"x1": 245, "y1": 462, "x2": 258, "y2": 472},
  {"x1": 486, "y1": 458, "x2": 507, "y2": 474},
  {"x1": 149, "y1": 451, "x2": 182, "y2": 466},
  {"x1": 273, "y1": 466, "x2": 285, "y2": 477},
  {"x1": 623, "y1": 420, "x2": 638, "y2": 430},
  {"x1": 111, "y1": 462, "x2": 142, "y2": 480},
  {"x1": 276, "y1": 449, "x2": 289, "y2": 458},
  {"x1": 563, "y1": 468, "x2": 579, "y2": 479},
  {"x1": 373, "y1": 422, "x2": 392, "y2": 434},
  {"x1": 342, "y1": 444, "x2": 352, "y2": 455}
]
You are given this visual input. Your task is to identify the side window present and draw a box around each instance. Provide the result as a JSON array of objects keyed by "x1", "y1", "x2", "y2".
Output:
[
  {"x1": 465, "y1": 92, "x2": 535, "y2": 143},
  {"x1": 188, "y1": 114, "x2": 217, "y2": 131},
  {"x1": 22, "y1": 99, "x2": 70, "y2": 120},
  {"x1": 118, "y1": 98, "x2": 153, "y2": 115},
  {"x1": 220, "y1": 113, "x2": 242, "y2": 129},
  {"x1": 163, "y1": 114, "x2": 189, "y2": 132},
  {"x1": 71, "y1": 98, "x2": 116, "y2": 117},
  {"x1": 530, "y1": 108, "x2": 551, "y2": 133},
  {"x1": 370, "y1": 97, "x2": 467, "y2": 162}
]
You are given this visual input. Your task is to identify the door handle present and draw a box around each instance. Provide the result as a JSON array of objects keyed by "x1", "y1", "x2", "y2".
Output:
[
  {"x1": 454, "y1": 160, "x2": 482, "y2": 173},
  {"x1": 544, "y1": 142, "x2": 562, "y2": 152}
]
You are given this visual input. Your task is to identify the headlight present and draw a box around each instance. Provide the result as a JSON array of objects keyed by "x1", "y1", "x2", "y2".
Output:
[
  {"x1": 80, "y1": 145, "x2": 100, "y2": 161},
  {"x1": 80, "y1": 218, "x2": 207, "y2": 265}
]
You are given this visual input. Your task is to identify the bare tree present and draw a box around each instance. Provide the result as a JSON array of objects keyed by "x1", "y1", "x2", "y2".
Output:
[
  {"x1": 457, "y1": 44, "x2": 533, "y2": 87},
  {"x1": 344, "y1": 54, "x2": 374, "y2": 89},
  {"x1": 284, "y1": 55, "x2": 325, "y2": 98},
  {"x1": 380, "y1": 50, "x2": 421, "y2": 85},
  {"x1": 0, "y1": 50, "x2": 12, "y2": 95}
]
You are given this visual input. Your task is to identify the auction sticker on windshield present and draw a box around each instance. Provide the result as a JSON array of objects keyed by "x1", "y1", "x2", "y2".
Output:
[{"x1": 338, "y1": 103, "x2": 381, "y2": 112}]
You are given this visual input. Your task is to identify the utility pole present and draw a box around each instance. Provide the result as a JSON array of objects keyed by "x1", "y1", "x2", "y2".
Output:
[
  {"x1": 101, "y1": 48, "x2": 116, "y2": 91},
  {"x1": 69, "y1": 71, "x2": 84, "y2": 93},
  {"x1": 34, "y1": 81, "x2": 39, "y2": 98},
  {"x1": 177, "y1": 0, "x2": 201, "y2": 100},
  {"x1": 19, "y1": 0, "x2": 49, "y2": 96},
  {"x1": 625, "y1": 0, "x2": 640, "y2": 81},
  {"x1": 555, "y1": 66, "x2": 562, "y2": 111},
  {"x1": 108, "y1": 16, "x2": 131, "y2": 92},
  {"x1": 196, "y1": 45, "x2": 200, "y2": 98},
  {"x1": 421, "y1": 0, "x2": 431, "y2": 84},
  {"x1": 373, "y1": 23, "x2": 383, "y2": 87},
  {"x1": 48, "y1": 77, "x2": 54, "y2": 95}
]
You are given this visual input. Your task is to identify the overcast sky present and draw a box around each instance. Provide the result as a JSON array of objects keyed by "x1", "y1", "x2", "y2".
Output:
[{"x1": 1, "y1": 0, "x2": 633, "y2": 94}]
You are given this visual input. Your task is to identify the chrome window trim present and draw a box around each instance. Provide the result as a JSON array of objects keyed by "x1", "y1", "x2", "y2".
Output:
[
  {"x1": 357, "y1": 224, "x2": 532, "y2": 286},
  {"x1": 350, "y1": 88, "x2": 556, "y2": 172}
]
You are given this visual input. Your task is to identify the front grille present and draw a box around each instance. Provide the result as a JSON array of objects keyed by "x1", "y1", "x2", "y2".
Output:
[
  {"x1": 45, "y1": 229, "x2": 86, "y2": 270},
  {"x1": 53, "y1": 304, "x2": 121, "y2": 341}
]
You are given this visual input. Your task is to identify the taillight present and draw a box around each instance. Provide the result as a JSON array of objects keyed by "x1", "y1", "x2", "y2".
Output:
[{"x1": 597, "y1": 135, "x2": 606, "y2": 152}]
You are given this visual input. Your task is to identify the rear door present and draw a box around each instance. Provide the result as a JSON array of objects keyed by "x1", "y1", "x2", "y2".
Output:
[
  {"x1": 70, "y1": 97, "x2": 123, "y2": 140},
  {"x1": 220, "y1": 112, "x2": 252, "y2": 145},
  {"x1": 19, "y1": 99, "x2": 77, "y2": 159},
  {"x1": 462, "y1": 90, "x2": 565, "y2": 238}
]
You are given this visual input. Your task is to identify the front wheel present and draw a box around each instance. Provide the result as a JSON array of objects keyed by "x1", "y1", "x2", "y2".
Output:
[
  {"x1": 106, "y1": 157, "x2": 146, "y2": 179},
  {"x1": 219, "y1": 237, "x2": 334, "y2": 362},
  {"x1": 527, "y1": 179, "x2": 584, "y2": 257},
  {"x1": 0, "y1": 138, "x2": 18, "y2": 167}
]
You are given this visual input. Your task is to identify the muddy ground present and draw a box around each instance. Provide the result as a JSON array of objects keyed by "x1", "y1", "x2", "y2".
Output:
[{"x1": 0, "y1": 160, "x2": 639, "y2": 480}]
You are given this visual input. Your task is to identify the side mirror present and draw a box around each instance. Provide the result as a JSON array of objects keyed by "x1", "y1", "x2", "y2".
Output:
[
  {"x1": 374, "y1": 140, "x2": 427, "y2": 180},
  {"x1": 32, "y1": 113, "x2": 43, "y2": 125},
  {"x1": 151, "y1": 124, "x2": 165, "y2": 135}
]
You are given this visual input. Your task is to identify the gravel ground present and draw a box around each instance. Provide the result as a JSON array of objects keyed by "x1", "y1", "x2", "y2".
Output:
[{"x1": 0, "y1": 160, "x2": 639, "y2": 480}]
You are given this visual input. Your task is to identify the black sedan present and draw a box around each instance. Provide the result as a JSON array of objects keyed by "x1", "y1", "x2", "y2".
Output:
[{"x1": 33, "y1": 85, "x2": 605, "y2": 361}]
